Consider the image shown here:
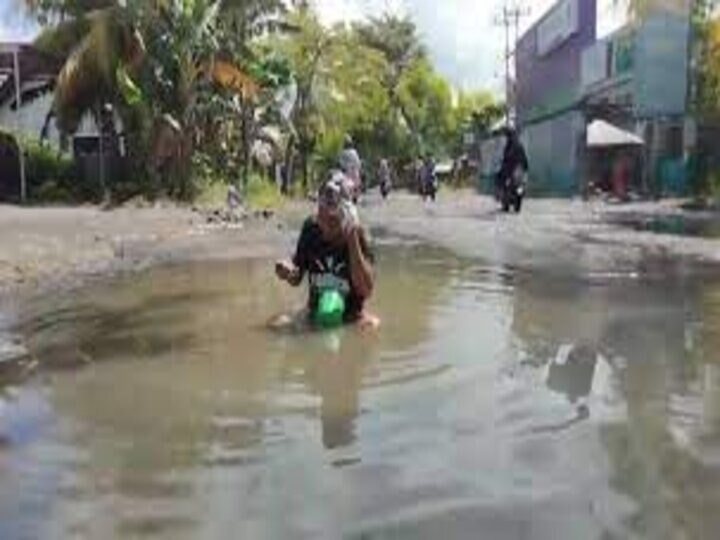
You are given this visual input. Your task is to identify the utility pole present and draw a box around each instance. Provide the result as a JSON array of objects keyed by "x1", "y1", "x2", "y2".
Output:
[
  {"x1": 10, "y1": 46, "x2": 27, "y2": 203},
  {"x1": 494, "y1": 1, "x2": 530, "y2": 125}
]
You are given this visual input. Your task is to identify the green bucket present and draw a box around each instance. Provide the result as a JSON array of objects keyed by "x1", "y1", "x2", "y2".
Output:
[{"x1": 314, "y1": 289, "x2": 346, "y2": 328}]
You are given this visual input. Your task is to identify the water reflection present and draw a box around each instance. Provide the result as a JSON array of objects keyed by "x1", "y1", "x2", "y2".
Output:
[
  {"x1": 2, "y1": 241, "x2": 720, "y2": 538},
  {"x1": 1, "y1": 244, "x2": 460, "y2": 538},
  {"x1": 510, "y1": 259, "x2": 720, "y2": 539},
  {"x1": 299, "y1": 338, "x2": 363, "y2": 450}
]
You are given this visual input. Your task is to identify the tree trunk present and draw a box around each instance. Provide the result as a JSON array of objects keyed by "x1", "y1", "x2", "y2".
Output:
[
  {"x1": 301, "y1": 151, "x2": 309, "y2": 192},
  {"x1": 240, "y1": 100, "x2": 251, "y2": 191},
  {"x1": 283, "y1": 133, "x2": 296, "y2": 194}
]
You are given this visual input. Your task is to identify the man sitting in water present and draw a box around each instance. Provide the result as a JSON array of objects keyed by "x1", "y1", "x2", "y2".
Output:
[{"x1": 273, "y1": 172, "x2": 377, "y2": 329}]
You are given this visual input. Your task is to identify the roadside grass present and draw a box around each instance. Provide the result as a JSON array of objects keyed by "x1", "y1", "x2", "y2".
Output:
[{"x1": 195, "y1": 174, "x2": 285, "y2": 210}]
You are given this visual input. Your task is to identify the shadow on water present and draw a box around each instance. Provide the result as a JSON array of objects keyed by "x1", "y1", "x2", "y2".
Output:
[{"x1": 1, "y1": 238, "x2": 720, "y2": 539}]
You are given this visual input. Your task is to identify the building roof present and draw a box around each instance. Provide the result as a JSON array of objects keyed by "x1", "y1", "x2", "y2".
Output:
[{"x1": 0, "y1": 43, "x2": 61, "y2": 108}]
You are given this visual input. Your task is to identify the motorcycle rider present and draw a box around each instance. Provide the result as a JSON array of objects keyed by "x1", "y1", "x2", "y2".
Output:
[
  {"x1": 496, "y1": 127, "x2": 529, "y2": 208},
  {"x1": 420, "y1": 155, "x2": 437, "y2": 202}
]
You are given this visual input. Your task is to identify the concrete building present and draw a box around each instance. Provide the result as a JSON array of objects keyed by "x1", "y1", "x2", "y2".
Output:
[
  {"x1": 581, "y1": 7, "x2": 691, "y2": 195},
  {"x1": 515, "y1": 0, "x2": 597, "y2": 195},
  {"x1": 514, "y1": 0, "x2": 692, "y2": 196}
]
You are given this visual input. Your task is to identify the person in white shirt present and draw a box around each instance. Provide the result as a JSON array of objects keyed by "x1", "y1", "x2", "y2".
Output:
[{"x1": 338, "y1": 135, "x2": 362, "y2": 199}]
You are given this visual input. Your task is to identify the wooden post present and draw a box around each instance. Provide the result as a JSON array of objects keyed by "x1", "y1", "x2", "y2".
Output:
[{"x1": 12, "y1": 47, "x2": 26, "y2": 203}]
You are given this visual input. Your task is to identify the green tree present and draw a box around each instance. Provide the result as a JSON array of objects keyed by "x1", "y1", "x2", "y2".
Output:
[
  {"x1": 210, "y1": 0, "x2": 293, "y2": 189},
  {"x1": 355, "y1": 15, "x2": 425, "y2": 147},
  {"x1": 271, "y1": 4, "x2": 332, "y2": 190},
  {"x1": 692, "y1": 1, "x2": 720, "y2": 115},
  {"x1": 397, "y1": 58, "x2": 454, "y2": 158},
  {"x1": 28, "y1": 1, "x2": 144, "y2": 201},
  {"x1": 614, "y1": 0, "x2": 692, "y2": 21},
  {"x1": 30, "y1": 5, "x2": 143, "y2": 137},
  {"x1": 268, "y1": 6, "x2": 389, "y2": 190},
  {"x1": 314, "y1": 25, "x2": 390, "y2": 177},
  {"x1": 451, "y1": 90, "x2": 504, "y2": 155}
]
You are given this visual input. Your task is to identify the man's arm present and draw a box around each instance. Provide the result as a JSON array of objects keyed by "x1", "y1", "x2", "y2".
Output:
[{"x1": 346, "y1": 228, "x2": 374, "y2": 300}]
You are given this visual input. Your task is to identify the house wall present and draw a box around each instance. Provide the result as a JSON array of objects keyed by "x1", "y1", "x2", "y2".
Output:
[
  {"x1": 515, "y1": 0, "x2": 597, "y2": 124},
  {"x1": 477, "y1": 136, "x2": 505, "y2": 194},
  {"x1": 0, "y1": 91, "x2": 102, "y2": 146},
  {"x1": 523, "y1": 110, "x2": 585, "y2": 196},
  {"x1": 580, "y1": 10, "x2": 692, "y2": 196},
  {"x1": 634, "y1": 11, "x2": 690, "y2": 117},
  {"x1": 513, "y1": 0, "x2": 596, "y2": 195}
]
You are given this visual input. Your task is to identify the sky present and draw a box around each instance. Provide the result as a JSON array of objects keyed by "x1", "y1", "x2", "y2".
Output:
[
  {"x1": 0, "y1": 0, "x2": 37, "y2": 42},
  {"x1": 315, "y1": 0, "x2": 627, "y2": 93},
  {"x1": 0, "y1": 0, "x2": 627, "y2": 92}
]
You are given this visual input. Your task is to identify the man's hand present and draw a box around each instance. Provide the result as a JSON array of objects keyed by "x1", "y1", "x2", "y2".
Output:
[
  {"x1": 275, "y1": 260, "x2": 301, "y2": 286},
  {"x1": 340, "y1": 201, "x2": 359, "y2": 238}
]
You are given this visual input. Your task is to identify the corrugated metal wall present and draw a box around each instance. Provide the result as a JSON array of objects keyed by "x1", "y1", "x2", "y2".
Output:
[{"x1": 523, "y1": 110, "x2": 584, "y2": 195}]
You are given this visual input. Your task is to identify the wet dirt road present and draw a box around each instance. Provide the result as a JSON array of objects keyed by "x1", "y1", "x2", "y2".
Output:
[{"x1": 1, "y1": 193, "x2": 719, "y2": 539}]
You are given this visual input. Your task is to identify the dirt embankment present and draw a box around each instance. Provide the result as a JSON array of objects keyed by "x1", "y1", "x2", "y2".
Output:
[{"x1": 0, "y1": 203, "x2": 304, "y2": 303}]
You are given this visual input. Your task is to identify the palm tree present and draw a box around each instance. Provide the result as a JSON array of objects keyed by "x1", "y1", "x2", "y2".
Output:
[
  {"x1": 24, "y1": 1, "x2": 145, "y2": 201},
  {"x1": 33, "y1": 5, "x2": 144, "y2": 138}
]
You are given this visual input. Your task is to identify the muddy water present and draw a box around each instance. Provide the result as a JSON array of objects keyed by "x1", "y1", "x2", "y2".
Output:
[{"x1": 1, "y1": 240, "x2": 720, "y2": 540}]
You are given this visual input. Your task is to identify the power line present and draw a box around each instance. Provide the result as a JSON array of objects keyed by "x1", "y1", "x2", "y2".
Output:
[{"x1": 494, "y1": 1, "x2": 530, "y2": 125}]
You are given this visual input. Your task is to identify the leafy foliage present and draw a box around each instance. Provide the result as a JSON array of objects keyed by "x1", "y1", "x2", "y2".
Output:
[{"x1": 24, "y1": 0, "x2": 501, "y2": 202}]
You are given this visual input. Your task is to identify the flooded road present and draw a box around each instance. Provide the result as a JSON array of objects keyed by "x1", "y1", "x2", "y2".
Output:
[{"x1": 2, "y1": 235, "x2": 720, "y2": 539}]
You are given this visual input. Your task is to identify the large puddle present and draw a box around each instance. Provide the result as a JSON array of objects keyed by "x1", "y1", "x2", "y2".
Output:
[{"x1": 2, "y1": 239, "x2": 720, "y2": 539}]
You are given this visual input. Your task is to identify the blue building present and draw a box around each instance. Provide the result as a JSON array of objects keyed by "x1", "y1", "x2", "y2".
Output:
[{"x1": 581, "y1": 9, "x2": 692, "y2": 195}]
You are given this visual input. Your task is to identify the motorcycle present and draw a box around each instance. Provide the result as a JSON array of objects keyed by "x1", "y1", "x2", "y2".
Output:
[{"x1": 499, "y1": 167, "x2": 526, "y2": 213}]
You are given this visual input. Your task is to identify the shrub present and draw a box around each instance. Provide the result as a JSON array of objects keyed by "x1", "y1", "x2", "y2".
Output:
[
  {"x1": 246, "y1": 173, "x2": 283, "y2": 210},
  {"x1": 18, "y1": 135, "x2": 79, "y2": 203},
  {"x1": 708, "y1": 169, "x2": 720, "y2": 205}
]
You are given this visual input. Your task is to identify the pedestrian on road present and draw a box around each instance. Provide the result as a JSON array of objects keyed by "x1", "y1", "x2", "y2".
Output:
[
  {"x1": 338, "y1": 135, "x2": 362, "y2": 201},
  {"x1": 379, "y1": 159, "x2": 392, "y2": 200},
  {"x1": 420, "y1": 155, "x2": 438, "y2": 202}
]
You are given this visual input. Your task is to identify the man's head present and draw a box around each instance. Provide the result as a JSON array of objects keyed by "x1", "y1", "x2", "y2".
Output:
[{"x1": 317, "y1": 171, "x2": 353, "y2": 240}]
